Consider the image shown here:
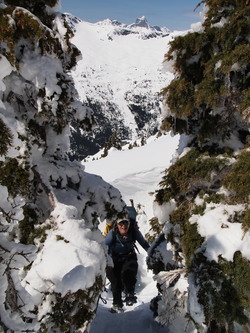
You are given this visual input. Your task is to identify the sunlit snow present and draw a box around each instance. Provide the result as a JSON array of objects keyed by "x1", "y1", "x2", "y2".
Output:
[{"x1": 0, "y1": 7, "x2": 249, "y2": 333}]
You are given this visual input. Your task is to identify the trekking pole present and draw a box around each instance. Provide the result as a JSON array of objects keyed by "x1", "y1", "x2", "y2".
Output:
[
  {"x1": 134, "y1": 242, "x2": 140, "y2": 254},
  {"x1": 99, "y1": 295, "x2": 107, "y2": 304}
]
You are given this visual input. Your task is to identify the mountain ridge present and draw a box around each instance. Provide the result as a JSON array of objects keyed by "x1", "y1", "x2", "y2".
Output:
[
  {"x1": 65, "y1": 14, "x2": 171, "y2": 36},
  {"x1": 95, "y1": 15, "x2": 171, "y2": 39}
]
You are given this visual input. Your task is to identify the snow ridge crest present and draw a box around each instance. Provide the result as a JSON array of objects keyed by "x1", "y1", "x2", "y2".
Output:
[
  {"x1": 99, "y1": 15, "x2": 171, "y2": 39},
  {"x1": 65, "y1": 13, "x2": 170, "y2": 39}
]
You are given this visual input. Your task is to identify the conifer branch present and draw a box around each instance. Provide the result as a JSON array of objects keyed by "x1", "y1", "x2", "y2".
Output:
[{"x1": 153, "y1": 268, "x2": 186, "y2": 288}]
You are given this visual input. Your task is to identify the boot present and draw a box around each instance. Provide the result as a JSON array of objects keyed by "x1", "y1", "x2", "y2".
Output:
[
  {"x1": 125, "y1": 293, "x2": 137, "y2": 306},
  {"x1": 110, "y1": 303, "x2": 124, "y2": 313}
]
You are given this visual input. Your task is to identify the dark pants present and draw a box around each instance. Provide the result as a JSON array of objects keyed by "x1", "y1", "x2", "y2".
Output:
[{"x1": 106, "y1": 252, "x2": 138, "y2": 306}]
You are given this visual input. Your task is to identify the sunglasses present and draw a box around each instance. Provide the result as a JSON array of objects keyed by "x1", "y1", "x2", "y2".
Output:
[{"x1": 117, "y1": 220, "x2": 129, "y2": 226}]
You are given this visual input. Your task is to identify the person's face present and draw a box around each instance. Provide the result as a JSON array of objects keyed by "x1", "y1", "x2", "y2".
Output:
[{"x1": 117, "y1": 220, "x2": 130, "y2": 235}]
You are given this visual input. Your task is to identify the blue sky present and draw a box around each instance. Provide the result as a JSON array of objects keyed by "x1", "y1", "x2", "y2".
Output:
[{"x1": 60, "y1": 0, "x2": 203, "y2": 31}]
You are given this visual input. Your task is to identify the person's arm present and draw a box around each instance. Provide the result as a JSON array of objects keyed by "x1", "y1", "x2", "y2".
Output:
[{"x1": 134, "y1": 229, "x2": 150, "y2": 251}]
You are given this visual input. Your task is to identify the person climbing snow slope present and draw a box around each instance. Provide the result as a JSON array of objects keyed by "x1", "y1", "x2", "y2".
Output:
[{"x1": 105, "y1": 215, "x2": 150, "y2": 313}]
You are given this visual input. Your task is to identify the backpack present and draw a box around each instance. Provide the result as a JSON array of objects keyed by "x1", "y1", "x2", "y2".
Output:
[{"x1": 127, "y1": 206, "x2": 137, "y2": 221}]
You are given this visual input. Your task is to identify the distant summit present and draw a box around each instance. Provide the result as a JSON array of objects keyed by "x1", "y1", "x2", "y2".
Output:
[
  {"x1": 110, "y1": 16, "x2": 170, "y2": 36},
  {"x1": 64, "y1": 13, "x2": 171, "y2": 39},
  {"x1": 95, "y1": 16, "x2": 171, "y2": 40},
  {"x1": 129, "y1": 16, "x2": 150, "y2": 29}
]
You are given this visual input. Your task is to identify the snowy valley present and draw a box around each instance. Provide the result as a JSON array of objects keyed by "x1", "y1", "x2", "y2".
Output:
[{"x1": 67, "y1": 15, "x2": 184, "y2": 159}]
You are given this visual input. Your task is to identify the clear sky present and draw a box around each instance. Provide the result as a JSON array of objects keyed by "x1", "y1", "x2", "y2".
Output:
[{"x1": 60, "y1": 0, "x2": 203, "y2": 31}]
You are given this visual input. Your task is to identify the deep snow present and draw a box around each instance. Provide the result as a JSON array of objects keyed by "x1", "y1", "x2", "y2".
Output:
[
  {"x1": 84, "y1": 133, "x2": 180, "y2": 332},
  {"x1": 69, "y1": 18, "x2": 185, "y2": 141},
  {"x1": 1, "y1": 6, "x2": 248, "y2": 331},
  {"x1": 84, "y1": 131, "x2": 250, "y2": 332}
]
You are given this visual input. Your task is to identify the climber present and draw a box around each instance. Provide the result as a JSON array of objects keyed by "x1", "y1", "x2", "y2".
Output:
[{"x1": 105, "y1": 215, "x2": 150, "y2": 313}]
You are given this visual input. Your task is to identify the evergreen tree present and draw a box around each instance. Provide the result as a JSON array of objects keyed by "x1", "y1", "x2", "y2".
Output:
[
  {"x1": 148, "y1": 1, "x2": 250, "y2": 332},
  {"x1": 101, "y1": 131, "x2": 122, "y2": 157},
  {"x1": 0, "y1": 2, "x2": 125, "y2": 332},
  {"x1": 161, "y1": 0, "x2": 250, "y2": 145}
]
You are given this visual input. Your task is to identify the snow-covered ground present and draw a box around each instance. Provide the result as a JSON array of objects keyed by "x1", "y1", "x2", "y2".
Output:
[
  {"x1": 84, "y1": 128, "x2": 250, "y2": 332},
  {"x1": 84, "y1": 133, "x2": 180, "y2": 332},
  {"x1": 84, "y1": 133, "x2": 180, "y2": 219},
  {"x1": 90, "y1": 287, "x2": 168, "y2": 333}
]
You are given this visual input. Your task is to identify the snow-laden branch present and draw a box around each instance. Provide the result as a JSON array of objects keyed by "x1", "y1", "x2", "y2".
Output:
[{"x1": 153, "y1": 268, "x2": 186, "y2": 288}]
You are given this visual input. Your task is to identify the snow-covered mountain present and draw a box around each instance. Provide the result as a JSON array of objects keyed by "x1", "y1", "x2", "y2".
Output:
[{"x1": 66, "y1": 15, "x2": 179, "y2": 159}]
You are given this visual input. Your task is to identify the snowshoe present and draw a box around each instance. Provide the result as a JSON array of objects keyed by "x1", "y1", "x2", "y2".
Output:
[
  {"x1": 125, "y1": 294, "x2": 137, "y2": 306},
  {"x1": 110, "y1": 305, "x2": 124, "y2": 313}
]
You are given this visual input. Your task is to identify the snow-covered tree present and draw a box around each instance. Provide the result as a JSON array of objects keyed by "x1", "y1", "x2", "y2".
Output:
[
  {"x1": 0, "y1": 1, "x2": 126, "y2": 332},
  {"x1": 148, "y1": 1, "x2": 250, "y2": 332}
]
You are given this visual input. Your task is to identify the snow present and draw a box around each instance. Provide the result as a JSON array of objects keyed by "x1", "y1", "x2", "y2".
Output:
[
  {"x1": 85, "y1": 134, "x2": 178, "y2": 182},
  {"x1": 0, "y1": 55, "x2": 13, "y2": 93},
  {"x1": 190, "y1": 21, "x2": 205, "y2": 33},
  {"x1": 153, "y1": 199, "x2": 177, "y2": 225},
  {"x1": 20, "y1": 54, "x2": 63, "y2": 114},
  {"x1": 83, "y1": 133, "x2": 250, "y2": 332},
  {"x1": 1, "y1": 7, "x2": 250, "y2": 333},
  {"x1": 69, "y1": 19, "x2": 182, "y2": 139},
  {"x1": 85, "y1": 133, "x2": 179, "y2": 221},
  {"x1": 16, "y1": 131, "x2": 181, "y2": 333},
  {"x1": 84, "y1": 134, "x2": 180, "y2": 333},
  {"x1": 90, "y1": 301, "x2": 168, "y2": 333},
  {"x1": 211, "y1": 17, "x2": 228, "y2": 28},
  {"x1": 83, "y1": 129, "x2": 246, "y2": 332},
  {"x1": 190, "y1": 203, "x2": 250, "y2": 262},
  {"x1": 23, "y1": 215, "x2": 105, "y2": 303}
]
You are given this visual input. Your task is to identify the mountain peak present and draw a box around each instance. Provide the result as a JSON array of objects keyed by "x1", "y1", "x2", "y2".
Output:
[
  {"x1": 130, "y1": 16, "x2": 150, "y2": 29},
  {"x1": 100, "y1": 18, "x2": 122, "y2": 26}
]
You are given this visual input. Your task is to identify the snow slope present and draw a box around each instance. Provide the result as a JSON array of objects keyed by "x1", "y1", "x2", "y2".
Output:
[
  {"x1": 67, "y1": 15, "x2": 186, "y2": 158},
  {"x1": 70, "y1": 16, "x2": 172, "y2": 105},
  {"x1": 84, "y1": 134, "x2": 180, "y2": 333},
  {"x1": 84, "y1": 133, "x2": 180, "y2": 220},
  {"x1": 84, "y1": 132, "x2": 250, "y2": 332}
]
